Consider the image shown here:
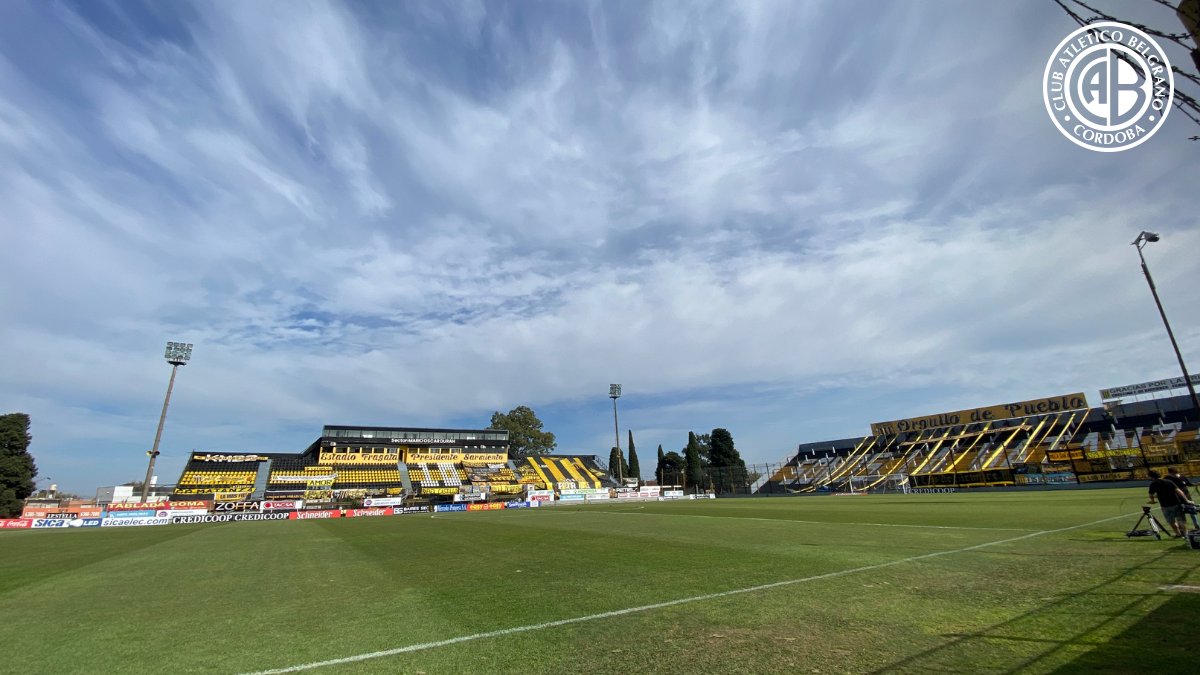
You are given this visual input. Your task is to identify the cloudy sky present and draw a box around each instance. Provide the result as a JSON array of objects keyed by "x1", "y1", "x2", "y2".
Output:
[{"x1": 1, "y1": 0, "x2": 1197, "y2": 495}]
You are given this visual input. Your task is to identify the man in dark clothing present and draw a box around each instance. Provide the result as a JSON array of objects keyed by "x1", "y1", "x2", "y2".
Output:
[
  {"x1": 1165, "y1": 467, "x2": 1198, "y2": 529},
  {"x1": 1148, "y1": 469, "x2": 1192, "y2": 538}
]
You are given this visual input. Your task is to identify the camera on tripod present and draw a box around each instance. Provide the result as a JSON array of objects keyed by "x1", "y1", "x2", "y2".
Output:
[{"x1": 1128, "y1": 504, "x2": 1168, "y2": 539}]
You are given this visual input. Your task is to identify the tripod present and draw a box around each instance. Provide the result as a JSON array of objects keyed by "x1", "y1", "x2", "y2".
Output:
[{"x1": 1127, "y1": 506, "x2": 1170, "y2": 540}]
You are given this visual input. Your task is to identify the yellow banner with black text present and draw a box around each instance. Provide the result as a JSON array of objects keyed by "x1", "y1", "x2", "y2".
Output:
[{"x1": 870, "y1": 393, "x2": 1089, "y2": 436}]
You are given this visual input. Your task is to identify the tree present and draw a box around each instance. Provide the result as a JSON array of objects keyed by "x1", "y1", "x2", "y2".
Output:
[
  {"x1": 627, "y1": 430, "x2": 641, "y2": 484},
  {"x1": 684, "y1": 431, "x2": 703, "y2": 490},
  {"x1": 656, "y1": 445, "x2": 665, "y2": 484},
  {"x1": 659, "y1": 451, "x2": 686, "y2": 485},
  {"x1": 489, "y1": 406, "x2": 557, "y2": 459},
  {"x1": 607, "y1": 446, "x2": 628, "y2": 481},
  {"x1": 694, "y1": 432, "x2": 712, "y2": 465},
  {"x1": 0, "y1": 413, "x2": 37, "y2": 518},
  {"x1": 708, "y1": 428, "x2": 748, "y2": 493}
]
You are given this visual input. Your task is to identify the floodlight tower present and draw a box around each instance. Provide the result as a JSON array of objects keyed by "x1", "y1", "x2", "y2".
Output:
[
  {"x1": 1132, "y1": 232, "x2": 1200, "y2": 419},
  {"x1": 609, "y1": 384, "x2": 623, "y2": 481},
  {"x1": 143, "y1": 341, "x2": 193, "y2": 501}
]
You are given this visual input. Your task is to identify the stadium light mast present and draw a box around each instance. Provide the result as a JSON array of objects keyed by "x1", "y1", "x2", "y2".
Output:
[
  {"x1": 609, "y1": 384, "x2": 623, "y2": 482},
  {"x1": 1132, "y1": 232, "x2": 1200, "y2": 420},
  {"x1": 143, "y1": 341, "x2": 193, "y2": 501}
]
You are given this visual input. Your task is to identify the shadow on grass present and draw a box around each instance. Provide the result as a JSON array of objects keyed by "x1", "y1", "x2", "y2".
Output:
[
  {"x1": 0, "y1": 526, "x2": 204, "y2": 595},
  {"x1": 867, "y1": 547, "x2": 1200, "y2": 674},
  {"x1": 1051, "y1": 591, "x2": 1200, "y2": 674}
]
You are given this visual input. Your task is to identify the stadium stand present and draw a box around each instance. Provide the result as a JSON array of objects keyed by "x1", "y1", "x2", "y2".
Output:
[{"x1": 757, "y1": 390, "x2": 1200, "y2": 495}]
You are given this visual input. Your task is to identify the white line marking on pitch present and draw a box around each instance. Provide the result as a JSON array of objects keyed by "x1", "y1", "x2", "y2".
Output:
[
  {"x1": 1161, "y1": 584, "x2": 1200, "y2": 593},
  {"x1": 239, "y1": 513, "x2": 1130, "y2": 675},
  {"x1": 587, "y1": 510, "x2": 1039, "y2": 532}
]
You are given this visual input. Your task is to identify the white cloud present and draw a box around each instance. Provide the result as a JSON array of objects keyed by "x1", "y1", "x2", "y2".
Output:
[{"x1": 0, "y1": 0, "x2": 1195, "y2": 492}]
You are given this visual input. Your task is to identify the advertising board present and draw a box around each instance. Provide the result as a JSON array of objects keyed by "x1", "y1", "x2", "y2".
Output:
[
  {"x1": 289, "y1": 510, "x2": 341, "y2": 520},
  {"x1": 157, "y1": 509, "x2": 209, "y2": 518},
  {"x1": 466, "y1": 502, "x2": 505, "y2": 511},
  {"x1": 0, "y1": 519, "x2": 32, "y2": 529},
  {"x1": 101, "y1": 517, "x2": 170, "y2": 527},
  {"x1": 172, "y1": 514, "x2": 234, "y2": 524},
  {"x1": 212, "y1": 501, "x2": 261, "y2": 513},
  {"x1": 166, "y1": 500, "x2": 212, "y2": 510},
  {"x1": 434, "y1": 503, "x2": 468, "y2": 513},
  {"x1": 230, "y1": 512, "x2": 290, "y2": 521},
  {"x1": 105, "y1": 510, "x2": 156, "y2": 519},
  {"x1": 261, "y1": 500, "x2": 304, "y2": 511},
  {"x1": 66, "y1": 518, "x2": 103, "y2": 528},
  {"x1": 31, "y1": 519, "x2": 71, "y2": 529},
  {"x1": 362, "y1": 497, "x2": 405, "y2": 507},
  {"x1": 344, "y1": 507, "x2": 394, "y2": 518},
  {"x1": 106, "y1": 502, "x2": 167, "y2": 511}
]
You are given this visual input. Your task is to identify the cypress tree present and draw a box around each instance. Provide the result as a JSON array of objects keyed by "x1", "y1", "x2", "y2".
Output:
[
  {"x1": 656, "y1": 445, "x2": 665, "y2": 484},
  {"x1": 627, "y1": 430, "x2": 640, "y2": 485},
  {"x1": 684, "y1": 431, "x2": 702, "y2": 490}
]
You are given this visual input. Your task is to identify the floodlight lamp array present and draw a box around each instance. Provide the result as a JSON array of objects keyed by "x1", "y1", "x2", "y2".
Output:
[{"x1": 164, "y1": 341, "x2": 193, "y2": 364}]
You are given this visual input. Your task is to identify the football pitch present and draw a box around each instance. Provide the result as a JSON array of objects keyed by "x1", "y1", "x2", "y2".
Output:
[{"x1": 3, "y1": 489, "x2": 1199, "y2": 674}]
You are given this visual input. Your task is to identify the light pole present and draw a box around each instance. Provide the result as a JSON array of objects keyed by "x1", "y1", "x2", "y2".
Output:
[
  {"x1": 1133, "y1": 231, "x2": 1200, "y2": 420},
  {"x1": 609, "y1": 384, "x2": 622, "y2": 482},
  {"x1": 143, "y1": 341, "x2": 193, "y2": 501}
]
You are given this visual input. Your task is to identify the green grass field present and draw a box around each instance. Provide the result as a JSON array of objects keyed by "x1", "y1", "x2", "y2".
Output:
[{"x1": 3, "y1": 489, "x2": 1199, "y2": 674}]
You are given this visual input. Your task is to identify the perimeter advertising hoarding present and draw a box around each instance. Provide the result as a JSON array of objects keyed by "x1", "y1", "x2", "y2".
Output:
[
  {"x1": 212, "y1": 501, "x2": 261, "y2": 513},
  {"x1": 289, "y1": 510, "x2": 341, "y2": 520},
  {"x1": 869, "y1": 393, "x2": 1089, "y2": 436},
  {"x1": 344, "y1": 507, "x2": 394, "y2": 517},
  {"x1": 105, "y1": 510, "x2": 157, "y2": 519},
  {"x1": 101, "y1": 517, "x2": 171, "y2": 527},
  {"x1": 31, "y1": 519, "x2": 71, "y2": 529},
  {"x1": 434, "y1": 503, "x2": 468, "y2": 512},
  {"x1": 0, "y1": 519, "x2": 33, "y2": 529},
  {"x1": 261, "y1": 500, "x2": 304, "y2": 511},
  {"x1": 65, "y1": 518, "x2": 102, "y2": 528},
  {"x1": 158, "y1": 509, "x2": 209, "y2": 518},
  {"x1": 503, "y1": 501, "x2": 541, "y2": 509},
  {"x1": 466, "y1": 502, "x2": 505, "y2": 511},
  {"x1": 171, "y1": 513, "x2": 291, "y2": 524},
  {"x1": 362, "y1": 497, "x2": 405, "y2": 507}
]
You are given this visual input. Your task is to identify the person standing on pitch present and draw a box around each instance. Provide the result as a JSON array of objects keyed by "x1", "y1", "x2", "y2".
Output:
[
  {"x1": 1147, "y1": 469, "x2": 1192, "y2": 538},
  {"x1": 1165, "y1": 467, "x2": 1199, "y2": 530}
]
